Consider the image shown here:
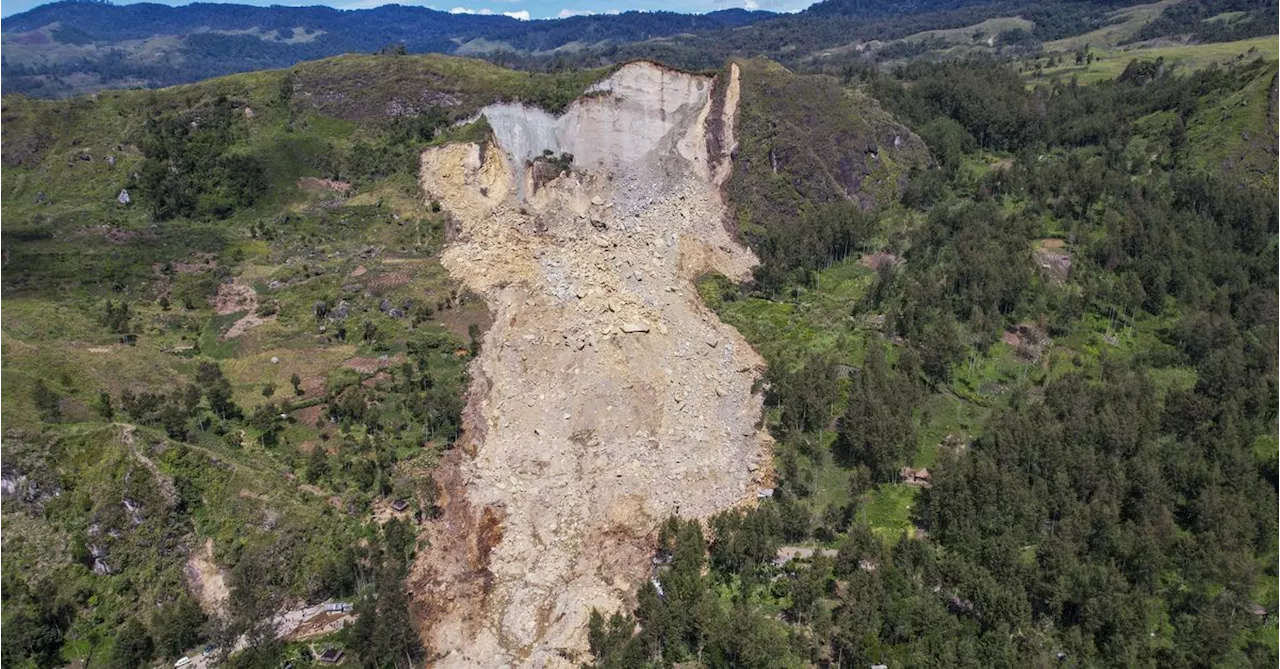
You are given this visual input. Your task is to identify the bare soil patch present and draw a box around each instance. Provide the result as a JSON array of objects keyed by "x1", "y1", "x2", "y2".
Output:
[
  {"x1": 859, "y1": 251, "x2": 902, "y2": 271},
  {"x1": 215, "y1": 281, "x2": 275, "y2": 339},
  {"x1": 91, "y1": 226, "x2": 152, "y2": 244},
  {"x1": 343, "y1": 356, "x2": 401, "y2": 374},
  {"x1": 297, "y1": 177, "x2": 352, "y2": 194},
  {"x1": 186, "y1": 538, "x2": 230, "y2": 615},
  {"x1": 214, "y1": 281, "x2": 257, "y2": 315},
  {"x1": 366, "y1": 271, "x2": 411, "y2": 294},
  {"x1": 294, "y1": 404, "x2": 326, "y2": 429}
]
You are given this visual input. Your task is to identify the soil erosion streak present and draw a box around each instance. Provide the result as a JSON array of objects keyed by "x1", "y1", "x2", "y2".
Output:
[{"x1": 410, "y1": 61, "x2": 771, "y2": 667}]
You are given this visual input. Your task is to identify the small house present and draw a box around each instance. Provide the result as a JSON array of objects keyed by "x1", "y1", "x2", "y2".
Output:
[
  {"x1": 390, "y1": 499, "x2": 410, "y2": 513},
  {"x1": 317, "y1": 648, "x2": 344, "y2": 665},
  {"x1": 757, "y1": 488, "x2": 775, "y2": 499},
  {"x1": 900, "y1": 467, "x2": 931, "y2": 487}
]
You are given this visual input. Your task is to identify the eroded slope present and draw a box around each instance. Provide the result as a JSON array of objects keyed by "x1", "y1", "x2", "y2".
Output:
[{"x1": 409, "y1": 61, "x2": 771, "y2": 666}]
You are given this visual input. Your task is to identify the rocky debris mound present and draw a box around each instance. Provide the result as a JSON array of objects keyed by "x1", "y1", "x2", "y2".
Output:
[{"x1": 411, "y1": 61, "x2": 771, "y2": 668}]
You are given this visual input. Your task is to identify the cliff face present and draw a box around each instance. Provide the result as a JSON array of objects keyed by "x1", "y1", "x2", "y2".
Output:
[{"x1": 411, "y1": 61, "x2": 770, "y2": 667}]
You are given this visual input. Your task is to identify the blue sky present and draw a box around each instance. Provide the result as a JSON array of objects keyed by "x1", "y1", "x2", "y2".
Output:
[{"x1": 2, "y1": 0, "x2": 816, "y2": 20}]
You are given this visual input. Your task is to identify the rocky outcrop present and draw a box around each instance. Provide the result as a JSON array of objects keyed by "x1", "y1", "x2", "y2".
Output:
[{"x1": 411, "y1": 61, "x2": 771, "y2": 667}]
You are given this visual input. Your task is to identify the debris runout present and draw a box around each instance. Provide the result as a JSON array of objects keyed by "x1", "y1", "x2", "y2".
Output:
[{"x1": 411, "y1": 62, "x2": 773, "y2": 667}]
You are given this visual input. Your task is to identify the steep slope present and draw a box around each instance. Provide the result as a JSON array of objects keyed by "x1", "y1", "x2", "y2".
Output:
[
  {"x1": 409, "y1": 61, "x2": 771, "y2": 666},
  {"x1": 1183, "y1": 60, "x2": 1278, "y2": 190}
]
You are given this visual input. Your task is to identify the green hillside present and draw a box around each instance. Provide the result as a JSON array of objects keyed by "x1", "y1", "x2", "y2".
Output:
[
  {"x1": 1184, "y1": 57, "x2": 1278, "y2": 189},
  {"x1": 595, "y1": 54, "x2": 1279, "y2": 668},
  {"x1": 0, "y1": 53, "x2": 607, "y2": 669}
]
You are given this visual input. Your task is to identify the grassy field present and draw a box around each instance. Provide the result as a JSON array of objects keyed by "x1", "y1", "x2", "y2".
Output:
[
  {"x1": 1027, "y1": 35, "x2": 1278, "y2": 84},
  {"x1": 902, "y1": 16, "x2": 1035, "y2": 45},
  {"x1": 1044, "y1": 0, "x2": 1186, "y2": 51},
  {"x1": 813, "y1": 15, "x2": 1033, "y2": 62}
]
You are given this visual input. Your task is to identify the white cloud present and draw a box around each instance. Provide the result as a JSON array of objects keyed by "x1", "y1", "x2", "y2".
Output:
[
  {"x1": 742, "y1": 0, "x2": 759, "y2": 8},
  {"x1": 556, "y1": 8, "x2": 594, "y2": 17},
  {"x1": 450, "y1": 6, "x2": 529, "y2": 17}
]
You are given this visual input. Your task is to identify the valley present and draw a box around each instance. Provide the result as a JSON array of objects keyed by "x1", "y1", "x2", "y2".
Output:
[{"x1": 1, "y1": 1, "x2": 1277, "y2": 667}]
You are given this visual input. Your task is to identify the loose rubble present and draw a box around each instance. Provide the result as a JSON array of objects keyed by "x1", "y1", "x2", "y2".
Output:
[{"x1": 410, "y1": 61, "x2": 772, "y2": 667}]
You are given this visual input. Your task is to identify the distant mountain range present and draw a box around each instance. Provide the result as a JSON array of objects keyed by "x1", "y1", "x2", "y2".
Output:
[
  {"x1": 0, "y1": 0, "x2": 773, "y2": 96},
  {"x1": 3, "y1": 1, "x2": 771, "y2": 49},
  {"x1": 3, "y1": 0, "x2": 1275, "y2": 97}
]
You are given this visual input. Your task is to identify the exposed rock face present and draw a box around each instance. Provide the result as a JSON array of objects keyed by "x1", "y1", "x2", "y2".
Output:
[{"x1": 411, "y1": 61, "x2": 770, "y2": 667}]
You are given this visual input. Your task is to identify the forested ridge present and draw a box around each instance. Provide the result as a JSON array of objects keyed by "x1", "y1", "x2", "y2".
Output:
[
  {"x1": 589, "y1": 56, "x2": 1278, "y2": 667},
  {"x1": 0, "y1": 0, "x2": 767, "y2": 96}
]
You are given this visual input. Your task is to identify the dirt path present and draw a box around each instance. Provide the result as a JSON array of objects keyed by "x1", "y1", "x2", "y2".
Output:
[
  {"x1": 118, "y1": 423, "x2": 178, "y2": 506},
  {"x1": 410, "y1": 62, "x2": 771, "y2": 667}
]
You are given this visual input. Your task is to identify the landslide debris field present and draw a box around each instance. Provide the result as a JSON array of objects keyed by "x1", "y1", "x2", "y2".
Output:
[
  {"x1": 411, "y1": 61, "x2": 773, "y2": 666},
  {"x1": 0, "y1": 51, "x2": 934, "y2": 669}
]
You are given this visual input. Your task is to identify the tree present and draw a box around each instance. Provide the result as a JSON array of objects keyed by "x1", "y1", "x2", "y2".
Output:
[
  {"x1": 197, "y1": 362, "x2": 239, "y2": 419},
  {"x1": 32, "y1": 381, "x2": 60, "y2": 422},
  {"x1": 153, "y1": 596, "x2": 206, "y2": 657},
  {"x1": 109, "y1": 619, "x2": 154, "y2": 669},
  {"x1": 306, "y1": 447, "x2": 330, "y2": 484},
  {"x1": 97, "y1": 391, "x2": 115, "y2": 420},
  {"x1": 376, "y1": 42, "x2": 407, "y2": 56},
  {"x1": 587, "y1": 610, "x2": 641, "y2": 668},
  {"x1": 835, "y1": 343, "x2": 916, "y2": 481},
  {"x1": 101, "y1": 300, "x2": 132, "y2": 334},
  {"x1": 768, "y1": 351, "x2": 838, "y2": 434},
  {"x1": 918, "y1": 116, "x2": 977, "y2": 174},
  {"x1": 290, "y1": 373, "x2": 303, "y2": 396}
]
